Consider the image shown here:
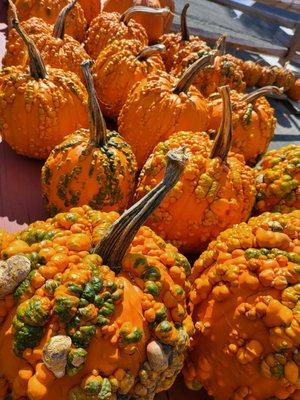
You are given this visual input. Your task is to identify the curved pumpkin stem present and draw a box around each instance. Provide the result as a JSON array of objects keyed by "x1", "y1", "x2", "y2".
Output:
[
  {"x1": 210, "y1": 85, "x2": 232, "y2": 162},
  {"x1": 81, "y1": 61, "x2": 107, "y2": 148},
  {"x1": 137, "y1": 44, "x2": 166, "y2": 60},
  {"x1": 214, "y1": 34, "x2": 227, "y2": 55},
  {"x1": 242, "y1": 86, "x2": 283, "y2": 103},
  {"x1": 181, "y1": 3, "x2": 190, "y2": 42},
  {"x1": 93, "y1": 148, "x2": 188, "y2": 272},
  {"x1": 173, "y1": 53, "x2": 215, "y2": 94},
  {"x1": 53, "y1": 0, "x2": 77, "y2": 39},
  {"x1": 120, "y1": 6, "x2": 170, "y2": 25}
]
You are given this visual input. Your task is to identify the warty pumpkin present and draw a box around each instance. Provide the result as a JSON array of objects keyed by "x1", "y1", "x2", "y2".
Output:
[
  {"x1": 255, "y1": 144, "x2": 300, "y2": 214},
  {"x1": 10, "y1": 0, "x2": 87, "y2": 42},
  {"x1": 77, "y1": 0, "x2": 100, "y2": 24},
  {"x1": 135, "y1": 86, "x2": 256, "y2": 254},
  {"x1": 42, "y1": 60, "x2": 137, "y2": 216},
  {"x1": 0, "y1": 149, "x2": 194, "y2": 400},
  {"x1": 92, "y1": 39, "x2": 165, "y2": 120},
  {"x1": 184, "y1": 210, "x2": 300, "y2": 400},
  {"x1": 118, "y1": 53, "x2": 214, "y2": 168},
  {"x1": 287, "y1": 78, "x2": 300, "y2": 101},
  {"x1": 4, "y1": 0, "x2": 90, "y2": 82},
  {"x1": 0, "y1": 19, "x2": 88, "y2": 159},
  {"x1": 208, "y1": 86, "x2": 281, "y2": 166}
]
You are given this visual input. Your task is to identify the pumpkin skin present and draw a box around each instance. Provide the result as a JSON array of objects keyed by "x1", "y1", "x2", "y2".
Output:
[
  {"x1": 85, "y1": 11, "x2": 148, "y2": 60},
  {"x1": 287, "y1": 78, "x2": 300, "y2": 101},
  {"x1": 78, "y1": 0, "x2": 101, "y2": 24},
  {"x1": 92, "y1": 39, "x2": 165, "y2": 120},
  {"x1": 255, "y1": 145, "x2": 300, "y2": 214},
  {"x1": 184, "y1": 210, "x2": 300, "y2": 400},
  {"x1": 10, "y1": 0, "x2": 87, "y2": 42}
]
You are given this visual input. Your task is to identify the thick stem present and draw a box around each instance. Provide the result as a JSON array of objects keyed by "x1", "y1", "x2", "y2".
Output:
[
  {"x1": 93, "y1": 148, "x2": 188, "y2": 272},
  {"x1": 242, "y1": 86, "x2": 283, "y2": 103},
  {"x1": 137, "y1": 44, "x2": 166, "y2": 61},
  {"x1": 173, "y1": 53, "x2": 215, "y2": 94},
  {"x1": 120, "y1": 6, "x2": 170, "y2": 25},
  {"x1": 214, "y1": 34, "x2": 227, "y2": 55},
  {"x1": 210, "y1": 85, "x2": 232, "y2": 162},
  {"x1": 181, "y1": 3, "x2": 190, "y2": 42},
  {"x1": 53, "y1": 0, "x2": 77, "y2": 39},
  {"x1": 81, "y1": 61, "x2": 107, "y2": 148}
]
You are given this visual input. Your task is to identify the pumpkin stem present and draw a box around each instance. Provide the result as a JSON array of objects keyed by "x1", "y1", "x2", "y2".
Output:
[
  {"x1": 120, "y1": 6, "x2": 170, "y2": 25},
  {"x1": 52, "y1": 0, "x2": 77, "y2": 39},
  {"x1": 81, "y1": 61, "x2": 107, "y2": 148},
  {"x1": 93, "y1": 148, "x2": 188, "y2": 272},
  {"x1": 173, "y1": 53, "x2": 215, "y2": 94},
  {"x1": 11, "y1": 16, "x2": 47, "y2": 80},
  {"x1": 210, "y1": 85, "x2": 232, "y2": 162},
  {"x1": 181, "y1": 3, "x2": 190, "y2": 41},
  {"x1": 242, "y1": 86, "x2": 283, "y2": 103},
  {"x1": 214, "y1": 34, "x2": 227, "y2": 55},
  {"x1": 137, "y1": 44, "x2": 166, "y2": 60}
]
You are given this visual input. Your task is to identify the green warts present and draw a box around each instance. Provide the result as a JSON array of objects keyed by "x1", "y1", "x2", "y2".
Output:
[
  {"x1": 244, "y1": 248, "x2": 261, "y2": 259},
  {"x1": 54, "y1": 295, "x2": 79, "y2": 322},
  {"x1": 44, "y1": 279, "x2": 60, "y2": 296},
  {"x1": 66, "y1": 348, "x2": 87, "y2": 376},
  {"x1": 12, "y1": 316, "x2": 45, "y2": 357},
  {"x1": 142, "y1": 266, "x2": 161, "y2": 281},
  {"x1": 70, "y1": 325, "x2": 96, "y2": 348},
  {"x1": 14, "y1": 278, "x2": 33, "y2": 302},
  {"x1": 42, "y1": 164, "x2": 52, "y2": 185},
  {"x1": 98, "y1": 378, "x2": 112, "y2": 400},
  {"x1": 243, "y1": 104, "x2": 253, "y2": 125},
  {"x1": 145, "y1": 281, "x2": 160, "y2": 296},
  {"x1": 17, "y1": 296, "x2": 51, "y2": 327},
  {"x1": 174, "y1": 253, "x2": 191, "y2": 276},
  {"x1": 270, "y1": 364, "x2": 284, "y2": 378},
  {"x1": 156, "y1": 320, "x2": 173, "y2": 334},
  {"x1": 119, "y1": 322, "x2": 143, "y2": 345}
]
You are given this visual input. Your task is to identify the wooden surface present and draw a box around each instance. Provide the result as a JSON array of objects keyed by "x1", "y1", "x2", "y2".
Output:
[{"x1": 255, "y1": 0, "x2": 300, "y2": 12}]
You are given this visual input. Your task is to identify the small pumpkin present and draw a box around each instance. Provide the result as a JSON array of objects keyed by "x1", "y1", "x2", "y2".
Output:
[
  {"x1": 0, "y1": 18, "x2": 88, "y2": 159},
  {"x1": 135, "y1": 86, "x2": 256, "y2": 253},
  {"x1": 42, "y1": 60, "x2": 138, "y2": 216},
  {"x1": 287, "y1": 78, "x2": 300, "y2": 101},
  {"x1": 118, "y1": 53, "x2": 214, "y2": 168},
  {"x1": 0, "y1": 149, "x2": 194, "y2": 400},
  {"x1": 255, "y1": 144, "x2": 300, "y2": 214},
  {"x1": 208, "y1": 86, "x2": 281, "y2": 165},
  {"x1": 10, "y1": 0, "x2": 87, "y2": 42},
  {"x1": 92, "y1": 39, "x2": 165, "y2": 120}
]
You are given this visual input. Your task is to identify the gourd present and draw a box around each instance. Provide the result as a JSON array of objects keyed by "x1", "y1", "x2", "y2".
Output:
[
  {"x1": 287, "y1": 78, "x2": 300, "y2": 101},
  {"x1": 77, "y1": 0, "x2": 100, "y2": 24},
  {"x1": 42, "y1": 61, "x2": 137, "y2": 216},
  {"x1": 135, "y1": 86, "x2": 256, "y2": 253},
  {"x1": 0, "y1": 149, "x2": 194, "y2": 400}
]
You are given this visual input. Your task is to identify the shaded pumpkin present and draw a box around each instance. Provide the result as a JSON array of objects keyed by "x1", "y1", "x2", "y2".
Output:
[
  {"x1": 134, "y1": 86, "x2": 256, "y2": 253},
  {"x1": 287, "y1": 78, "x2": 300, "y2": 101},
  {"x1": 118, "y1": 54, "x2": 213, "y2": 168},
  {"x1": 92, "y1": 39, "x2": 165, "y2": 120},
  {"x1": 255, "y1": 144, "x2": 300, "y2": 214},
  {"x1": 0, "y1": 19, "x2": 88, "y2": 159},
  {"x1": 0, "y1": 149, "x2": 194, "y2": 400},
  {"x1": 42, "y1": 60, "x2": 138, "y2": 216},
  {"x1": 184, "y1": 210, "x2": 300, "y2": 400},
  {"x1": 78, "y1": 0, "x2": 100, "y2": 24},
  {"x1": 207, "y1": 86, "x2": 281, "y2": 166}
]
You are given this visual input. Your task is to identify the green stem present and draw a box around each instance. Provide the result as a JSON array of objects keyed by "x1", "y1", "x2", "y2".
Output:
[
  {"x1": 120, "y1": 6, "x2": 170, "y2": 25},
  {"x1": 52, "y1": 0, "x2": 77, "y2": 39}
]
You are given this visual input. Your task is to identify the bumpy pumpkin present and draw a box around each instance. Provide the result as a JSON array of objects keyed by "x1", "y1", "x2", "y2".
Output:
[
  {"x1": 287, "y1": 78, "x2": 300, "y2": 101},
  {"x1": 77, "y1": 0, "x2": 100, "y2": 24},
  {"x1": 92, "y1": 39, "x2": 165, "y2": 120},
  {"x1": 42, "y1": 61, "x2": 137, "y2": 216},
  {"x1": 10, "y1": 0, "x2": 87, "y2": 42},
  {"x1": 0, "y1": 19, "x2": 88, "y2": 159},
  {"x1": 255, "y1": 144, "x2": 300, "y2": 214},
  {"x1": 0, "y1": 230, "x2": 15, "y2": 253},
  {"x1": 208, "y1": 86, "x2": 281, "y2": 165},
  {"x1": 118, "y1": 54, "x2": 214, "y2": 168},
  {"x1": 4, "y1": 1, "x2": 90, "y2": 82},
  {"x1": 0, "y1": 149, "x2": 194, "y2": 400},
  {"x1": 184, "y1": 210, "x2": 300, "y2": 400},
  {"x1": 135, "y1": 86, "x2": 256, "y2": 253}
]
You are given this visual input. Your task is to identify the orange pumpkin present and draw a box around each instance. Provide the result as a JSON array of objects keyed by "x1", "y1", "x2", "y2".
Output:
[
  {"x1": 92, "y1": 39, "x2": 165, "y2": 120},
  {"x1": 185, "y1": 210, "x2": 300, "y2": 400},
  {"x1": 42, "y1": 60, "x2": 138, "y2": 216},
  {"x1": 78, "y1": 0, "x2": 100, "y2": 24},
  {"x1": 287, "y1": 78, "x2": 300, "y2": 101},
  {"x1": 0, "y1": 150, "x2": 194, "y2": 400},
  {"x1": 118, "y1": 54, "x2": 214, "y2": 168},
  {"x1": 0, "y1": 19, "x2": 88, "y2": 159},
  {"x1": 135, "y1": 86, "x2": 256, "y2": 253},
  {"x1": 208, "y1": 86, "x2": 281, "y2": 165}
]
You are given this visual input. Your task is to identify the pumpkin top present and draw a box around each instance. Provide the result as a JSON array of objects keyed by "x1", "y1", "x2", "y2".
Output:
[{"x1": 52, "y1": 0, "x2": 78, "y2": 39}]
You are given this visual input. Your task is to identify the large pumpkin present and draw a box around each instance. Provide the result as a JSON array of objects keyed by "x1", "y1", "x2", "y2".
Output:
[
  {"x1": 0, "y1": 149, "x2": 194, "y2": 400},
  {"x1": 135, "y1": 86, "x2": 256, "y2": 253},
  {"x1": 184, "y1": 210, "x2": 300, "y2": 400},
  {"x1": 78, "y1": 0, "x2": 100, "y2": 24}
]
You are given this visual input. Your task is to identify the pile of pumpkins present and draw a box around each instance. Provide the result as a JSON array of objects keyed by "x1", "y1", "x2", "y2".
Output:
[{"x1": 0, "y1": 1, "x2": 299, "y2": 400}]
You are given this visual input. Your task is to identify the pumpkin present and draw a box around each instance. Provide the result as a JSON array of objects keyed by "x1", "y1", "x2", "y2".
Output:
[
  {"x1": 0, "y1": 149, "x2": 194, "y2": 400},
  {"x1": 118, "y1": 53, "x2": 214, "y2": 168},
  {"x1": 0, "y1": 230, "x2": 16, "y2": 253},
  {"x1": 159, "y1": 4, "x2": 210, "y2": 72},
  {"x1": 135, "y1": 86, "x2": 256, "y2": 253},
  {"x1": 4, "y1": 1, "x2": 90, "y2": 82},
  {"x1": 42, "y1": 60, "x2": 138, "y2": 216},
  {"x1": 0, "y1": 19, "x2": 88, "y2": 159},
  {"x1": 287, "y1": 78, "x2": 300, "y2": 101},
  {"x1": 208, "y1": 86, "x2": 281, "y2": 166},
  {"x1": 184, "y1": 210, "x2": 300, "y2": 400},
  {"x1": 255, "y1": 144, "x2": 300, "y2": 214},
  {"x1": 10, "y1": 0, "x2": 87, "y2": 42},
  {"x1": 241, "y1": 59, "x2": 263, "y2": 87},
  {"x1": 92, "y1": 39, "x2": 165, "y2": 120},
  {"x1": 78, "y1": 0, "x2": 100, "y2": 24}
]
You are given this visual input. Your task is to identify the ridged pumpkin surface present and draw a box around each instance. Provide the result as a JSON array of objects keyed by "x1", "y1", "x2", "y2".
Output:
[
  {"x1": 184, "y1": 210, "x2": 300, "y2": 400},
  {"x1": 78, "y1": 0, "x2": 100, "y2": 24}
]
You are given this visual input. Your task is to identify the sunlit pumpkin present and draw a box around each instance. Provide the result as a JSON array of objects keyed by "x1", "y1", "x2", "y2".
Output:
[{"x1": 287, "y1": 78, "x2": 300, "y2": 101}]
